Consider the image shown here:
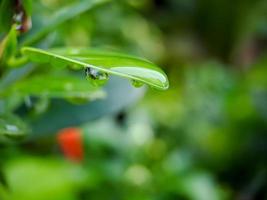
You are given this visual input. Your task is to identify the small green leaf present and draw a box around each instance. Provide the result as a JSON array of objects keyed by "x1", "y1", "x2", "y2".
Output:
[
  {"x1": 0, "y1": 114, "x2": 28, "y2": 139},
  {"x1": 0, "y1": 25, "x2": 17, "y2": 65},
  {"x1": 1, "y1": 72, "x2": 106, "y2": 100},
  {"x1": 21, "y1": 47, "x2": 169, "y2": 90}
]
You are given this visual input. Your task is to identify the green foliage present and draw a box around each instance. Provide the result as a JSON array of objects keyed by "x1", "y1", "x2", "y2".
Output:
[
  {"x1": 0, "y1": 0, "x2": 168, "y2": 140},
  {"x1": 2, "y1": 71, "x2": 105, "y2": 100},
  {"x1": 22, "y1": 47, "x2": 168, "y2": 90},
  {"x1": 21, "y1": 0, "x2": 32, "y2": 16},
  {"x1": 0, "y1": 26, "x2": 17, "y2": 65},
  {"x1": 3, "y1": 157, "x2": 85, "y2": 200},
  {"x1": 0, "y1": 0, "x2": 15, "y2": 33},
  {"x1": 1, "y1": 0, "x2": 267, "y2": 199}
]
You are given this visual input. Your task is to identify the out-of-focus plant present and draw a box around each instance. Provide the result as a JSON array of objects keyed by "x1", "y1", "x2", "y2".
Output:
[{"x1": 1, "y1": 0, "x2": 267, "y2": 199}]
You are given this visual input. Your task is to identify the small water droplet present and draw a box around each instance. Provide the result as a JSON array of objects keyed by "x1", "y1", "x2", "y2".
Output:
[
  {"x1": 131, "y1": 80, "x2": 144, "y2": 88},
  {"x1": 84, "y1": 66, "x2": 109, "y2": 86}
]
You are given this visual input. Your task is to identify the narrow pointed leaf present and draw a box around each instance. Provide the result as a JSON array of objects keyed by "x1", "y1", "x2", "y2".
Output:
[
  {"x1": 21, "y1": 47, "x2": 169, "y2": 90},
  {"x1": 0, "y1": 25, "x2": 17, "y2": 65}
]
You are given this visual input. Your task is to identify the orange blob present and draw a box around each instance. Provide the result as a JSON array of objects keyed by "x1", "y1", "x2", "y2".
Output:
[{"x1": 57, "y1": 127, "x2": 84, "y2": 162}]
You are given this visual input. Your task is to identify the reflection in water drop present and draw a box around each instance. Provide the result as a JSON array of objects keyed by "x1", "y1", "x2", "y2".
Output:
[
  {"x1": 131, "y1": 80, "x2": 144, "y2": 88},
  {"x1": 84, "y1": 66, "x2": 109, "y2": 86}
]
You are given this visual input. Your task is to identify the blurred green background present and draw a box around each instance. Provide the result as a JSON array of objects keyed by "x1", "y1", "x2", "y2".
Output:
[{"x1": 1, "y1": 0, "x2": 267, "y2": 199}]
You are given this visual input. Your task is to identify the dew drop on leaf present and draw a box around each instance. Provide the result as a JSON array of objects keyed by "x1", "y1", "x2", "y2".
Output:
[
  {"x1": 84, "y1": 66, "x2": 109, "y2": 87},
  {"x1": 131, "y1": 80, "x2": 144, "y2": 88}
]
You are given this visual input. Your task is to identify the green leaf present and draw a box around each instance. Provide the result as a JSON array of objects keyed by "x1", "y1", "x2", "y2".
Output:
[
  {"x1": 1, "y1": 72, "x2": 106, "y2": 100},
  {"x1": 28, "y1": 77, "x2": 145, "y2": 136},
  {"x1": 0, "y1": 0, "x2": 15, "y2": 33},
  {"x1": 0, "y1": 113, "x2": 28, "y2": 139},
  {"x1": 21, "y1": 47, "x2": 169, "y2": 90},
  {"x1": 21, "y1": 0, "x2": 110, "y2": 46},
  {"x1": 0, "y1": 25, "x2": 17, "y2": 65},
  {"x1": 22, "y1": 0, "x2": 32, "y2": 16}
]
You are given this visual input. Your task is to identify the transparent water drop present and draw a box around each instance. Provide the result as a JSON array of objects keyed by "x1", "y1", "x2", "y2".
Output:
[
  {"x1": 84, "y1": 66, "x2": 109, "y2": 86},
  {"x1": 131, "y1": 80, "x2": 144, "y2": 88}
]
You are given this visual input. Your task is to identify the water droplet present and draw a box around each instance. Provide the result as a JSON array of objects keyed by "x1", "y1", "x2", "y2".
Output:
[
  {"x1": 84, "y1": 66, "x2": 109, "y2": 86},
  {"x1": 131, "y1": 80, "x2": 144, "y2": 88}
]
